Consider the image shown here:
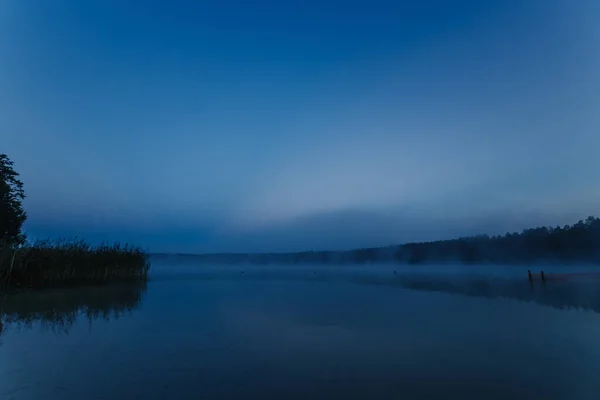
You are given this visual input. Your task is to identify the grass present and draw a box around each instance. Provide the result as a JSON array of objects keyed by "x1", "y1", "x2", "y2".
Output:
[{"x1": 0, "y1": 240, "x2": 150, "y2": 289}]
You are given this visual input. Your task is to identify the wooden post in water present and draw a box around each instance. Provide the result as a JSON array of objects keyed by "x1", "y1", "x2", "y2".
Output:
[
  {"x1": 541, "y1": 271, "x2": 546, "y2": 283},
  {"x1": 528, "y1": 270, "x2": 532, "y2": 281}
]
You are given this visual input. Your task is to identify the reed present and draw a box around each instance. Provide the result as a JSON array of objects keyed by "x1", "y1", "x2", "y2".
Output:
[{"x1": 0, "y1": 239, "x2": 150, "y2": 289}]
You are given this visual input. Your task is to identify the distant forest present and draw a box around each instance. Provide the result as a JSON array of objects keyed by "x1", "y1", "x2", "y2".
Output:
[{"x1": 156, "y1": 216, "x2": 600, "y2": 265}]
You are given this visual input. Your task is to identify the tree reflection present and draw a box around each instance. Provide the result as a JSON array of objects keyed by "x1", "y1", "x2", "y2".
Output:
[
  {"x1": 0, "y1": 282, "x2": 147, "y2": 336},
  {"x1": 386, "y1": 275, "x2": 600, "y2": 313}
]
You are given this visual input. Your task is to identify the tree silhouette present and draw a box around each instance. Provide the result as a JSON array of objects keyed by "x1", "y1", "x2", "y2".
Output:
[{"x1": 0, "y1": 154, "x2": 26, "y2": 246}]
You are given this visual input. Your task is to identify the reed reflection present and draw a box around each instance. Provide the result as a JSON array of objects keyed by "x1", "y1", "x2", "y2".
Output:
[{"x1": 0, "y1": 282, "x2": 147, "y2": 336}]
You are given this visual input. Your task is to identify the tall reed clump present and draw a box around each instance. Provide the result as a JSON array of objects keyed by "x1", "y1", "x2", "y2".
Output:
[{"x1": 0, "y1": 239, "x2": 150, "y2": 289}]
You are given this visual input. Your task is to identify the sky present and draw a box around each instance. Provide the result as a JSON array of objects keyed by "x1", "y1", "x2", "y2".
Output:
[{"x1": 1, "y1": 0, "x2": 600, "y2": 253}]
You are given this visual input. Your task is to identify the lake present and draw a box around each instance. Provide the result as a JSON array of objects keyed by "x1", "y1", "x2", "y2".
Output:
[{"x1": 2, "y1": 259, "x2": 600, "y2": 399}]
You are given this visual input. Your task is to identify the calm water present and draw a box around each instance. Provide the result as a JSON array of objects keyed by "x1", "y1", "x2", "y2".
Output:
[{"x1": 2, "y1": 261, "x2": 600, "y2": 399}]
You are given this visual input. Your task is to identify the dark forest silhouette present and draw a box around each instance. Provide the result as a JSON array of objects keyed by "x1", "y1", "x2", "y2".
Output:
[
  {"x1": 173, "y1": 216, "x2": 600, "y2": 265},
  {"x1": 396, "y1": 216, "x2": 600, "y2": 265}
]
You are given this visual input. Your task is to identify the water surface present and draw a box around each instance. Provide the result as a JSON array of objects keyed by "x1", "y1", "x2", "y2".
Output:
[{"x1": 2, "y1": 261, "x2": 600, "y2": 399}]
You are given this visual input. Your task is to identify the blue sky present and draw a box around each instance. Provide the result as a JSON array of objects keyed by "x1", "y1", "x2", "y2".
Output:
[{"x1": 2, "y1": 0, "x2": 600, "y2": 252}]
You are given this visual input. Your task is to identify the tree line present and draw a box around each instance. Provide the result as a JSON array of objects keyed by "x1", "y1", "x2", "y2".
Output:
[
  {"x1": 185, "y1": 218, "x2": 600, "y2": 266},
  {"x1": 395, "y1": 217, "x2": 600, "y2": 265}
]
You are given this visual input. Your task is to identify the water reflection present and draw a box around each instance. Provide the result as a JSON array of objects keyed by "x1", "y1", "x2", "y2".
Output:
[
  {"x1": 1, "y1": 265, "x2": 599, "y2": 341},
  {"x1": 150, "y1": 263, "x2": 600, "y2": 315},
  {"x1": 1, "y1": 272, "x2": 600, "y2": 399},
  {"x1": 151, "y1": 261, "x2": 600, "y2": 315},
  {"x1": 359, "y1": 274, "x2": 600, "y2": 314},
  {"x1": 0, "y1": 282, "x2": 147, "y2": 336}
]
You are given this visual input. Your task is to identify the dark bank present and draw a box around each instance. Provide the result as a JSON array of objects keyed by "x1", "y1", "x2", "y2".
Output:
[{"x1": 1, "y1": 154, "x2": 149, "y2": 290}]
